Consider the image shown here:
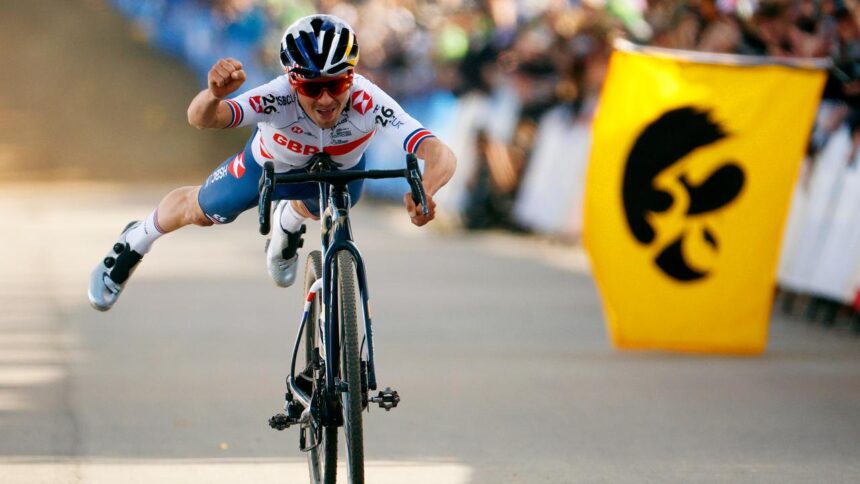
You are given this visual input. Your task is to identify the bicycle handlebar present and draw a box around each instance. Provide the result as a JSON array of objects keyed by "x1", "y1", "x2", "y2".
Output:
[
  {"x1": 405, "y1": 153, "x2": 428, "y2": 217},
  {"x1": 258, "y1": 153, "x2": 428, "y2": 235}
]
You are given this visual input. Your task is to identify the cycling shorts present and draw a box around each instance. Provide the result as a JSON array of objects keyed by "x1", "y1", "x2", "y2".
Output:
[{"x1": 197, "y1": 131, "x2": 365, "y2": 223}]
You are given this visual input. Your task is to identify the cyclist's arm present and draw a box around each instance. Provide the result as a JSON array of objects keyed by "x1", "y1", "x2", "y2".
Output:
[
  {"x1": 188, "y1": 58, "x2": 246, "y2": 129},
  {"x1": 187, "y1": 89, "x2": 235, "y2": 129},
  {"x1": 403, "y1": 137, "x2": 456, "y2": 226},
  {"x1": 415, "y1": 137, "x2": 456, "y2": 196},
  {"x1": 356, "y1": 75, "x2": 456, "y2": 224}
]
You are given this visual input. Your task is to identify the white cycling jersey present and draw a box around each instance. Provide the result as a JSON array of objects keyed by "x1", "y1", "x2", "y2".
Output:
[{"x1": 223, "y1": 73, "x2": 435, "y2": 171}]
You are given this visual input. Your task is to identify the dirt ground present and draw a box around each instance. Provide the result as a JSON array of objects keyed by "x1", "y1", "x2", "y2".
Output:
[{"x1": 0, "y1": 0, "x2": 248, "y2": 182}]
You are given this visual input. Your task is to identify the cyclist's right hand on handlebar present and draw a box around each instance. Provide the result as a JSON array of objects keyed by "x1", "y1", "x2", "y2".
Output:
[{"x1": 208, "y1": 58, "x2": 246, "y2": 99}]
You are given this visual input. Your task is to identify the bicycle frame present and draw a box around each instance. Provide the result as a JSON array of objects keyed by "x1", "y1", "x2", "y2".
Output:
[
  {"x1": 260, "y1": 153, "x2": 425, "y2": 431},
  {"x1": 320, "y1": 182, "x2": 380, "y2": 395}
]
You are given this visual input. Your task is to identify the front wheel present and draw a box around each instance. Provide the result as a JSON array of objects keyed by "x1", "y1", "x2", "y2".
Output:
[{"x1": 336, "y1": 250, "x2": 365, "y2": 484}]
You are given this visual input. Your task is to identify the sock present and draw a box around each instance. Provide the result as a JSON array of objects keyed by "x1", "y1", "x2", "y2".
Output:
[
  {"x1": 279, "y1": 201, "x2": 307, "y2": 233},
  {"x1": 126, "y1": 209, "x2": 165, "y2": 254}
]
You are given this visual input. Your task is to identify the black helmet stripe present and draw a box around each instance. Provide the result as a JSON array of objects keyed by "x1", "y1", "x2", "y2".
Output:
[
  {"x1": 310, "y1": 17, "x2": 326, "y2": 36},
  {"x1": 306, "y1": 17, "x2": 339, "y2": 66},
  {"x1": 286, "y1": 34, "x2": 310, "y2": 68},
  {"x1": 320, "y1": 29, "x2": 335, "y2": 64},
  {"x1": 327, "y1": 62, "x2": 352, "y2": 75},
  {"x1": 297, "y1": 30, "x2": 323, "y2": 68},
  {"x1": 331, "y1": 32, "x2": 349, "y2": 64}
]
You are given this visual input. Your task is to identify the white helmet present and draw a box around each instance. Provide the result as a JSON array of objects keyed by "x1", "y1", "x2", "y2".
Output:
[{"x1": 279, "y1": 14, "x2": 360, "y2": 79}]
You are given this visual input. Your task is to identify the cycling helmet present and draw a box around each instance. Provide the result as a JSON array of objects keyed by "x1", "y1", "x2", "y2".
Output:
[{"x1": 279, "y1": 15, "x2": 360, "y2": 79}]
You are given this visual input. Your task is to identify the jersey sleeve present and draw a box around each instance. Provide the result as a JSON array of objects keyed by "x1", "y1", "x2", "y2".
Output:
[
  {"x1": 222, "y1": 76, "x2": 292, "y2": 129},
  {"x1": 356, "y1": 76, "x2": 436, "y2": 154}
]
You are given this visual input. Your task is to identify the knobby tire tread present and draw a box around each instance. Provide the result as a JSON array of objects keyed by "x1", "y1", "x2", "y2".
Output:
[{"x1": 337, "y1": 250, "x2": 364, "y2": 484}]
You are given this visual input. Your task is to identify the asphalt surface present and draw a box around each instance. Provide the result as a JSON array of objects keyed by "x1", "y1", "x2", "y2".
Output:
[{"x1": 1, "y1": 185, "x2": 859, "y2": 483}]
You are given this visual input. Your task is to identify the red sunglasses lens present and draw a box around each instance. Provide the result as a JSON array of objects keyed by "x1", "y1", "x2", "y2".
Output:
[{"x1": 296, "y1": 77, "x2": 352, "y2": 98}]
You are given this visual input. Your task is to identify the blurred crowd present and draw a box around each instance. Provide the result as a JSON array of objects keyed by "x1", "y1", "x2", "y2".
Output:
[
  {"x1": 111, "y1": 0, "x2": 860, "y2": 226},
  {"x1": 110, "y1": 0, "x2": 860, "y2": 325}
]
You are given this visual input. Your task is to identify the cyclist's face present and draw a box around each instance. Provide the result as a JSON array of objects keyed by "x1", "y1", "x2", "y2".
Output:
[{"x1": 291, "y1": 72, "x2": 353, "y2": 128}]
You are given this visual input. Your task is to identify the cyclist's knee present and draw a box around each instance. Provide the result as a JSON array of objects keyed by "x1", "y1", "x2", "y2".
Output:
[
  {"x1": 292, "y1": 200, "x2": 319, "y2": 220},
  {"x1": 194, "y1": 185, "x2": 244, "y2": 225},
  {"x1": 184, "y1": 186, "x2": 216, "y2": 226}
]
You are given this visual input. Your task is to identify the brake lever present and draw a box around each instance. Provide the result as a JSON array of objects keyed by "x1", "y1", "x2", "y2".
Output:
[
  {"x1": 406, "y1": 154, "x2": 429, "y2": 216},
  {"x1": 258, "y1": 161, "x2": 275, "y2": 235}
]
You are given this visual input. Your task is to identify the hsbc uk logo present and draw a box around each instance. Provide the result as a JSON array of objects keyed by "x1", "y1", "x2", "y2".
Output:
[
  {"x1": 291, "y1": 126, "x2": 304, "y2": 134},
  {"x1": 352, "y1": 90, "x2": 373, "y2": 115},
  {"x1": 209, "y1": 165, "x2": 229, "y2": 184}
]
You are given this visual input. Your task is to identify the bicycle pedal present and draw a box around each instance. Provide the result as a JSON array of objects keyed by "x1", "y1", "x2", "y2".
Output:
[
  {"x1": 269, "y1": 413, "x2": 298, "y2": 431},
  {"x1": 369, "y1": 387, "x2": 400, "y2": 411}
]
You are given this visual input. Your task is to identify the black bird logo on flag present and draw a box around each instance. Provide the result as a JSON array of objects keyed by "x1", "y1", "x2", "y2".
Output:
[{"x1": 622, "y1": 107, "x2": 745, "y2": 282}]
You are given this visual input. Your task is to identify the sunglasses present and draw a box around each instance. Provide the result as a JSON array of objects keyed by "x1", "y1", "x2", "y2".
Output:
[{"x1": 290, "y1": 72, "x2": 354, "y2": 98}]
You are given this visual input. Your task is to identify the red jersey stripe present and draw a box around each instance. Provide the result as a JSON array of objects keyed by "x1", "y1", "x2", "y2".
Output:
[
  {"x1": 406, "y1": 129, "x2": 432, "y2": 153},
  {"x1": 259, "y1": 138, "x2": 274, "y2": 159},
  {"x1": 324, "y1": 130, "x2": 375, "y2": 156},
  {"x1": 226, "y1": 100, "x2": 243, "y2": 128}
]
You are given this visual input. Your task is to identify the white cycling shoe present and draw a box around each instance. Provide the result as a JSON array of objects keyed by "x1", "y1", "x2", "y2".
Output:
[
  {"x1": 266, "y1": 201, "x2": 306, "y2": 288},
  {"x1": 88, "y1": 221, "x2": 143, "y2": 311}
]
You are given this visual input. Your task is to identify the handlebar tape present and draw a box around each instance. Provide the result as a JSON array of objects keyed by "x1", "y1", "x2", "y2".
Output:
[{"x1": 259, "y1": 162, "x2": 274, "y2": 235}]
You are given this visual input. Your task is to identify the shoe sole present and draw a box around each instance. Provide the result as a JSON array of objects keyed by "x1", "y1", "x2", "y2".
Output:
[{"x1": 88, "y1": 221, "x2": 140, "y2": 312}]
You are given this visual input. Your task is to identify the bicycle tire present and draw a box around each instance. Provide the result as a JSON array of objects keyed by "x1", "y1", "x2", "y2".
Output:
[
  {"x1": 336, "y1": 250, "x2": 365, "y2": 484},
  {"x1": 304, "y1": 250, "x2": 338, "y2": 484}
]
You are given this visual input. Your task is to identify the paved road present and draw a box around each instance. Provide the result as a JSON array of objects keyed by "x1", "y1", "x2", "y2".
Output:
[{"x1": 1, "y1": 185, "x2": 859, "y2": 483}]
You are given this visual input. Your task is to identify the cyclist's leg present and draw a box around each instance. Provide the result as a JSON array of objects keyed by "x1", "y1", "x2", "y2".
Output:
[
  {"x1": 266, "y1": 170, "x2": 318, "y2": 287},
  {"x1": 123, "y1": 133, "x2": 259, "y2": 255},
  {"x1": 89, "y1": 137, "x2": 258, "y2": 311},
  {"x1": 266, "y1": 155, "x2": 366, "y2": 287},
  {"x1": 196, "y1": 143, "x2": 262, "y2": 227}
]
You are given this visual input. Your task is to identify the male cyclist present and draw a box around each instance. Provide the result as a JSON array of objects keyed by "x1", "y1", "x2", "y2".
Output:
[{"x1": 89, "y1": 14, "x2": 457, "y2": 311}]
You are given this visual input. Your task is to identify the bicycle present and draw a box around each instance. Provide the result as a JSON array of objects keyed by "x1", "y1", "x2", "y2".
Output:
[{"x1": 261, "y1": 152, "x2": 429, "y2": 484}]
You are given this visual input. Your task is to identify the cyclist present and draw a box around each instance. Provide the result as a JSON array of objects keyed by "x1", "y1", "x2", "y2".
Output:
[{"x1": 89, "y1": 14, "x2": 457, "y2": 311}]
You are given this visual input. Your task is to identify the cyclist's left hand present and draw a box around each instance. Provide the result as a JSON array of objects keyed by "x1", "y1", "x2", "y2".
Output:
[{"x1": 403, "y1": 192, "x2": 436, "y2": 227}]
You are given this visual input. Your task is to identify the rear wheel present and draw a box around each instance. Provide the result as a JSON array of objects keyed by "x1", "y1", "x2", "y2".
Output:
[
  {"x1": 336, "y1": 250, "x2": 365, "y2": 484},
  {"x1": 303, "y1": 251, "x2": 337, "y2": 484}
]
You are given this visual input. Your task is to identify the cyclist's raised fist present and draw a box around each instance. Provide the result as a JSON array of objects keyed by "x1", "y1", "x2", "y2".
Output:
[{"x1": 208, "y1": 58, "x2": 246, "y2": 99}]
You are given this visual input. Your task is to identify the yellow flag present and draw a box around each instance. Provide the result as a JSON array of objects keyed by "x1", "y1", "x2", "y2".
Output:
[{"x1": 584, "y1": 41, "x2": 827, "y2": 354}]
